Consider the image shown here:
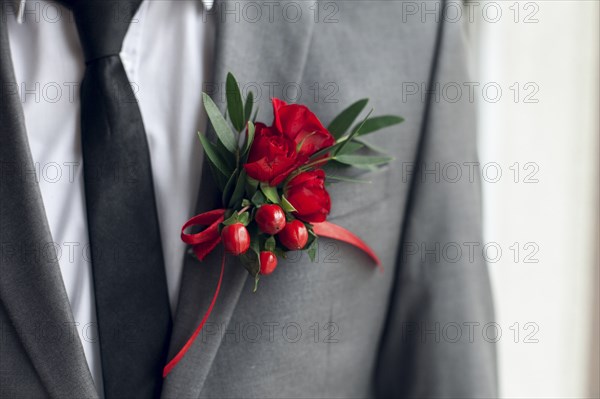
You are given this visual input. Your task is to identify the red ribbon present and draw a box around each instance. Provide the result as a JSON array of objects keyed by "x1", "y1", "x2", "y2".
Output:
[
  {"x1": 163, "y1": 209, "x2": 226, "y2": 378},
  {"x1": 163, "y1": 210, "x2": 381, "y2": 377},
  {"x1": 180, "y1": 209, "x2": 226, "y2": 261},
  {"x1": 312, "y1": 221, "x2": 382, "y2": 269},
  {"x1": 162, "y1": 252, "x2": 226, "y2": 378}
]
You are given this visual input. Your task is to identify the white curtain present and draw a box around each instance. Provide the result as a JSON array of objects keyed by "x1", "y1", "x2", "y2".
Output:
[{"x1": 469, "y1": 1, "x2": 599, "y2": 397}]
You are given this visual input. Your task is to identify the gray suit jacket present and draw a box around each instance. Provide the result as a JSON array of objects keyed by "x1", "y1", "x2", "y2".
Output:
[{"x1": 0, "y1": 1, "x2": 497, "y2": 397}]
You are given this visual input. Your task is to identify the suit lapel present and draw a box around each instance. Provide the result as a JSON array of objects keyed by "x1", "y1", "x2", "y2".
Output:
[
  {"x1": 161, "y1": 4, "x2": 315, "y2": 397},
  {"x1": 0, "y1": 11, "x2": 98, "y2": 399}
]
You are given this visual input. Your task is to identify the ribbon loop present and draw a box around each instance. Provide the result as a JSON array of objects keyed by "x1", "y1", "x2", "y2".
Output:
[{"x1": 181, "y1": 209, "x2": 226, "y2": 260}]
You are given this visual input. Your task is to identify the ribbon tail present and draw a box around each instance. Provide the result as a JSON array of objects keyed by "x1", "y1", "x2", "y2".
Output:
[
  {"x1": 162, "y1": 252, "x2": 226, "y2": 378},
  {"x1": 312, "y1": 221, "x2": 382, "y2": 269},
  {"x1": 192, "y1": 237, "x2": 222, "y2": 261}
]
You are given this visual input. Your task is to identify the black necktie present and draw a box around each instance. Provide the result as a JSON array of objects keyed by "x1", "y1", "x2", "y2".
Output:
[{"x1": 62, "y1": 1, "x2": 172, "y2": 397}]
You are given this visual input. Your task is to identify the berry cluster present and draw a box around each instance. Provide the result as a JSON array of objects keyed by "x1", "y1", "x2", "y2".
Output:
[{"x1": 221, "y1": 204, "x2": 308, "y2": 275}]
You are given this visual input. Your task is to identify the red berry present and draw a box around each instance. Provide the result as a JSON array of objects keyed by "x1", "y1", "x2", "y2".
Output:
[
  {"x1": 255, "y1": 204, "x2": 286, "y2": 235},
  {"x1": 277, "y1": 220, "x2": 308, "y2": 250},
  {"x1": 259, "y1": 251, "x2": 278, "y2": 275},
  {"x1": 221, "y1": 223, "x2": 250, "y2": 255}
]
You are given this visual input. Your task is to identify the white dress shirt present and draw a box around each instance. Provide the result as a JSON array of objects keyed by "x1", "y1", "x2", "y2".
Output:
[{"x1": 7, "y1": 1, "x2": 215, "y2": 395}]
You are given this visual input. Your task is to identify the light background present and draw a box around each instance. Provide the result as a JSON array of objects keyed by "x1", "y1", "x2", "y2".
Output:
[{"x1": 469, "y1": 1, "x2": 599, "y2": 397}]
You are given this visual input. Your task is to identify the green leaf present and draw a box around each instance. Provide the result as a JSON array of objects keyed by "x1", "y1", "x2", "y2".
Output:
[
  {"x1": 245, "y1": 175, "x2": 259, "y2": 197},
  {"x1": 281, "y1": 195, "x2": 297, "y2": 212},
  {"x1": 242, "y1": 234, "x2": 262, "y2": 290},
  {"x1": 198, "y1": 132, "x2": 232, "y2": 176},
  {"x1": 222, "y1": 169, "x2": 238, "y2": 207},
  {"x1": 249, "y1": 231, "x2": 260, "y2": 254},
  {"x1": 243, "y1": 121, "x2": 255, "y2": 159},
  {"x1": 253, "y1": 274, "x2": 260, "y2": 292},
  {"x1": 244, "y1": 91, "x2": 254, "y2": 124},
  {"x1": 335, "y1": 141, "x2": 364, "y2": 155},
  {"x1": 238, "y1": 211, "x2": 250, "y2": 226},
  {"x1": 354, "y1": 137, "x2": 387, "y2": 153},
  {"x1": 351, "y1": 115, "x2": 404, "y2": 136},
  {"x1": 309, "y1": 137, "x2": 363, "y2": 161},
  {"x1": 334, "y1": 154, "x2": 393, "y2": 167},
  {"x1": 265, "y1": 236, "x2": 276, "y2": 252},
  {"x1": 240, "y1": 251, "x2": 260, "y2": 278},
  {"x1": 260, "y1": 183, "x2": 281, "y2": 204},
  {"x1": 309, "y1": 142, "x2": 340, "y2": 161},
  {"x1": 327, "y1": 99, "x2": 368, "y2": 139},
  {"x1": 214, "y1": 139, "x2": 236, "y2": 170},
  {"x1": 307, "y1": 236, "x2": 318, "y2": 262},
  {"x1": 251, "y1": 189, "x2": 266, "y2": 206},
  {"x1": 222, "y1": 212, "x2": 239, "y2": 226},
  {"x1": 203, "y1": 92, "x2": 238, "y2": 153},
  {"x1": 228, "y1": 170, "x2": 247, "y2": 209},
  {"x1": 226, "y1": 73, "x2": 245, "y2": 132},
  {"x1": 333, "y1": 109, "x2": 373, "y2": 156}
]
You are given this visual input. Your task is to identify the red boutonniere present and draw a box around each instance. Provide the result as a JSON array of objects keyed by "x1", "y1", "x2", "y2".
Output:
[{"x1": 163, "y1": 73, "x2": 403, "y2": 377}]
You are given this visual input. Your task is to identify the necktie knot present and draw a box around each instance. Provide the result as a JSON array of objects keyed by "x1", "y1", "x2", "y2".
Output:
[{"x1": 64, "y1": 0, "x2": 142, "y2": 63}]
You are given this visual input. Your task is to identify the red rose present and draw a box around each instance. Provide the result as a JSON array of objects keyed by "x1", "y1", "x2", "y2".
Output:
[
  {"x1": 284, "y1": 169, "x2": 331, "y2": 223},
  {"x1": 244, "y1": 123, "x2": 307, "y2": 186},
  {"x1": 271, "y1": 98, "x2": 335, "y2": 158}
]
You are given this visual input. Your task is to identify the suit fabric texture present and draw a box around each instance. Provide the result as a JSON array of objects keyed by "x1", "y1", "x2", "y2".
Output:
[{"x1": 0, "y1": 1, "x2": 497, "y2": 397}]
